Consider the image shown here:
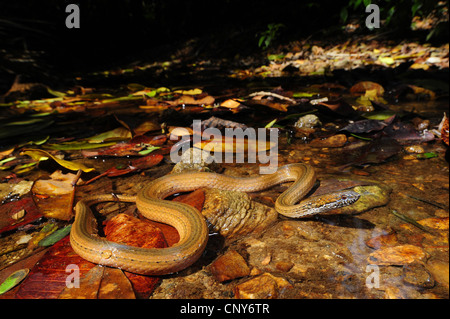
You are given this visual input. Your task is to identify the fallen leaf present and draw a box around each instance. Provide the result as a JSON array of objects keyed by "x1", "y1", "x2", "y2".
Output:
[
  {"x1": 350, "y1": 81, "x2": 385, "y2": 96},
  {"x1": 194, "y1": 136, "x2": 276, "y2": 154},
  {"x1": 98, "y1": 267, "x2": 135, "y2": 299},
  {"x1": 220, "y1": 99, "x2": 242, "y2": 109},
  {"x1": 86, "y1": 127, "x2": 132, "y2": 143},
  {"x1": 21, "y1": 149, "x2": 94, "y2": 173},
  {"x1": 15, "y1": 236, "x2": 96, "y2": 298},
  {"x1": 0, "y1": 269, "x2": 29, "y2": 295},
  {"x1": 58, "y1": 265, "x2": 104, "y2": 299}
]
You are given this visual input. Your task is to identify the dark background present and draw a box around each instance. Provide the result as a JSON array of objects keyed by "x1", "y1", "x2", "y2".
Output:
[{"x1": 1, "y1": 0, "x2": 448, "y2": 80}]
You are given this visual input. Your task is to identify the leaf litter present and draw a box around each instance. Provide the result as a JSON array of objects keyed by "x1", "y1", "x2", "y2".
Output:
[{"x1": 0, "y1": 34, "x2": 448, "y2": 299}]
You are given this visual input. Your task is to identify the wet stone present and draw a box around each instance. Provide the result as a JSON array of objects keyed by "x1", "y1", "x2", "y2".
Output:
[
  {"x1": 338, "y1": 184, "x2": 391, "y2": 215},
  {"x1": 233, "y1": 273, "x2": 293, "y2": 299},
  {"x1": 294, "y1": 114, "x2": 322, "y2": 129},
  {"x1": 202, "y1": 188, "x2": 278, "y2": 240},
  {"x1": 402, "y1": 263, "x2": 435, "y2": 288},
  {"x1": 209, "y1": 250, "x2": 250, "y2": 282},
  {"x1": 368, "y1": 244, "x2": 428, "y2": 266},
  {"x1": 171, "y1": 147, "x2": 217, "y2": 173}
]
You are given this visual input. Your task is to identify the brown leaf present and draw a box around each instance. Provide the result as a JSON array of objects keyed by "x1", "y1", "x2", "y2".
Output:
[
  {"x1": 58, "y1": 265, "x2": 104, "y2": 299},
  {"x1": 98, "y1": 267, "x2": 135, "y2": 299},
  {"x1": 104, "y1": 214, "x2": 168, "y2": 249},
  {"x1": 350, "y1": 81, "x2": 385, "y2": 96},
  {"x1": 15, "y1": 236, "x2": 96, "y2": 299},
  {"x1": 81, "y1": 135, "x2": 167, "y2": 158}
]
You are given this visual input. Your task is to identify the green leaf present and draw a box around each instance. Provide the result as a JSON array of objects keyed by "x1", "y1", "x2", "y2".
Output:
[
  {"x1": 416, "y1": 152, "x2": 438, "y2": 159},
  {"x1": 350, "y1": 133, "x2": 373, "y2": 141},
  {"x1": 0, "y1": 269, "x2": 29, "y2": 295},
  {"x1": 138, "y1": 145, "x2": 160, "y2": 155},
  {"x1": 361, "y1": 111, "x2": 396, "y2": 120},
  {"x1": 47, "y1": 87, "x2": 67, "y2": 98},
  {"x1": 265, "y1": 118, "x2": 277, "y2": 128},
  {"x1": 44, "y1": 141, "x2": 117, "y2": 151},
  {"x1": 38, "y1": 225, "x2": 72, "y2": 247},
  {"x1": 340, "y1": 7, "x2": 348, "y2": 23}
]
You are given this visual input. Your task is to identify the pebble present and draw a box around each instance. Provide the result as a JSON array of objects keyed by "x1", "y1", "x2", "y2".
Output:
[
  {"x1": 367, "y1": 244, "x2": 427, "y2": 265},
  {"x1": 426, "y1": 260, "x2": 449, "y2": 288},
  {"x1": 402, "y1": 263, "x2": 435, "y2": 288},
  {"x1": 338, "y1": 185, "x2": 391, "y2": 215},
  {"x1": 171, "y1": 147, "x2": 217, "y2": 173},
  {"x1": 294, "y1": 114, "x2": 322, "y2": 129},
  {"x1": 234, "y1": 273, "x2": 293, "y2": 299},
  {"x1": 366, "y1": 231, "x2": 399, "y2": 249},
  {"x1": 404, "y1": 145, "x2": 425, "y2": 154},
  {"x1": 209, "y1": 250, "x2": 250, "y2": 282}
]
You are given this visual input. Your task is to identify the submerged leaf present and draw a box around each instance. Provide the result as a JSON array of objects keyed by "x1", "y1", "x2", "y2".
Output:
[{"x1": 87, "y1": 127, "x2": 132, "y2": 143}]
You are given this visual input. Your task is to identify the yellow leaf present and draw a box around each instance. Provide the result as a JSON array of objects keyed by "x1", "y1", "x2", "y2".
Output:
[
  {"x1": 193, "y1": 137, "x2": 276, "y2": 154},
  {"x1": 21, "y1": 149, "x2": 94, "y2": 172},
  {"x1": 407, "y1": 85, "x2": 436, "y2": 100},
  {"x1": 173, "y1": 88, "x2": 202, "y2": 95},
  {"x1": 220, "y1": 99, "x2": 242, "y2": 109},
  {"x1": 378, "y1": 56, "x2": 395, "y2": 65},
  {"x1": 409, "y1": 63, "x2": 429, "y2": 70}
]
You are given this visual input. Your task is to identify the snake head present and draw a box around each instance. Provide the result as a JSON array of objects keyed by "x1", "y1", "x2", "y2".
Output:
[{"x1": 295, "y1": 189, "x2": 361, "y2": 217}]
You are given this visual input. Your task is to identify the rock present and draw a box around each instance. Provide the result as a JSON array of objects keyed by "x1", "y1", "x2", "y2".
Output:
[
  {"x1": 202, "y1": 188, "x2": 278, "y2": 240},
  {"x1": 171, "y1": 147, "x2": 217, "y2": 173},
  {"x1": 234, "y1": 273, "x2": 292, "y2": 299},
  {"x1": 294, "y1": 114, "x2": 322, "y2": 129},
  {"x1": 404, "y1": 145, "x2": 425, "y2": 154},
  {"x1": 402, "y1": 263, "x2": 435, "y2": 288},
  {"x1": 209, "y1": 250, "x2": 250, "y2": 282},
  {"x1": 366, "y1": 231, "x2": 399, "y2": 249},
  {"x1": 368, "y1": 244, "x2": 427, "y2": 265},
  {"x1": 338, "y1": 184, "x2": 391, "y2": 215},
  {"x1": 426, "y1": 260, "x2": 449, "y2": 288}
]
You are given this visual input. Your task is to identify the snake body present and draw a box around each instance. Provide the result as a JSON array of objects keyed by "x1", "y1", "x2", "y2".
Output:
[{"x1": 70, "y1": 163, "x2": 360, "y2": 275}]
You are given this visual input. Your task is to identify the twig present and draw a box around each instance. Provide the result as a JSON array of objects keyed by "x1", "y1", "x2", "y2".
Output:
[
  {"x1": 390, "y1": 210, "x2": 437, "y2": 235},
  {"x1": 248, "y1": 91, "x2": 296, "y2": 104}
]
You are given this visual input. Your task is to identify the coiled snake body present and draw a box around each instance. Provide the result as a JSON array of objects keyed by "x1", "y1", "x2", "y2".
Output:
[{"x1": 70, "y1": 163, "x2": 360, "y2": 275}]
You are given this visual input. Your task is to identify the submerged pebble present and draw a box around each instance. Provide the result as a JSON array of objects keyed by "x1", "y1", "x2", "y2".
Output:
[
  {"x1": 402, "y1": 263, "x2": 435, "y2": 288},
  {"x1": 202, "y1": 188, "x2": 277, "y2": 240},
  {"x1": 368, "y1": 244, "x2": 427, "y2": 265}
]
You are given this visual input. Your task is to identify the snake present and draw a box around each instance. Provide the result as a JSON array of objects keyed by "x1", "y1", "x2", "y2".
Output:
[{"x1": 70, "y1": 163, "x2": 360, "y2": 275}]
